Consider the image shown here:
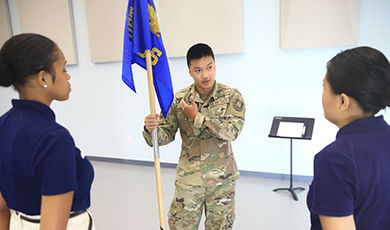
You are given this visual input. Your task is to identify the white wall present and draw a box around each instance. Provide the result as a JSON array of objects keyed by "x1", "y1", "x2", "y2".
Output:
[{"x1": 1, "y1": 0, "x2": 390, "y2": 176}]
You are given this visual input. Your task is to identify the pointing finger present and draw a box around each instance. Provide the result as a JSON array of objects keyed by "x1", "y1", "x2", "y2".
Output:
[{"x1": 190, "y1": 96, "x2": 196, "y2": 105}]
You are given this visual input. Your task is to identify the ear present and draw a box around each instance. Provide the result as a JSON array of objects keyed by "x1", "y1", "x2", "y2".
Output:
[
  {"x1": 36, "y1": 70, "x2": 52, "y2": 88},
  {"x1": 188, "y1": 69, "x2": 194, "y2": 79},
  {"x1": 339, "y1": 93, "x2": 351, "y2": 111}
]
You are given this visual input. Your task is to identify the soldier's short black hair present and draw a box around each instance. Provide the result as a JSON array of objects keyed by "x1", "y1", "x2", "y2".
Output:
[{"x1": 186, "y1": 43, "x2": 215, "y2": 68}]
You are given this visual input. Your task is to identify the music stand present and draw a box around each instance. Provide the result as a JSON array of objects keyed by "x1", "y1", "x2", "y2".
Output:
[{"x1": 268, "y1": 116, "x2": 315, "y2": 201}]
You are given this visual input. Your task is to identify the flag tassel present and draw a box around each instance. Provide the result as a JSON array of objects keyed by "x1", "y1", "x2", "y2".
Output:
[{"x1": 145, "y1": 49, "x2": 166, "y2": 230}]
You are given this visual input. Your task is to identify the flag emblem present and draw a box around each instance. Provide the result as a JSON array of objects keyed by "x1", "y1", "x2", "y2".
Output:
[{"x1": 121, "y1": 0, "x2": 174, "y2": 117}]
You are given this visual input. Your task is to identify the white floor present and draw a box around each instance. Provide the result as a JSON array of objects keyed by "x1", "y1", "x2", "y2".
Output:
[{"x1": 89, "y1": 160, "x2": 311, "y2": 230}]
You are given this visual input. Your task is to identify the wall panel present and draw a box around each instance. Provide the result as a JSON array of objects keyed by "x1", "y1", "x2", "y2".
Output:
[
  {"x1": 0, "y1": 0, "x2": 12, "y2": 46},
  {"x1": 160, "y1": 0, "x2": 243, "y2": 57},
  {"x1": 85, "y1": 0, "x2": 127, "y2": 63},
  {"x1": 280, "y1": 0, "x2": 361, "y2": 49},
  {"x1": 16, "y1": 0, "x2": 78, "y2": 64}
]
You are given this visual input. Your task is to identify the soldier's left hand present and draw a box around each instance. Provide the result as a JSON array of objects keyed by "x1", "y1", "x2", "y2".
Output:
[{"x1": 180, "y1": 96, "x2": 198, "y2": 120}]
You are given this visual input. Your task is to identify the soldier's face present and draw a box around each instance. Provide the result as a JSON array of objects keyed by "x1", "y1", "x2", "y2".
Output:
[{"x1": 189, "y1": 56, "x2": 216, "y2": 95}]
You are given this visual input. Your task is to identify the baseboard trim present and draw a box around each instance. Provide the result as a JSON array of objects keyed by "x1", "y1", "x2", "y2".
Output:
[{"x1": 87, "y1": 156, "x2": 313, "y2": 183}]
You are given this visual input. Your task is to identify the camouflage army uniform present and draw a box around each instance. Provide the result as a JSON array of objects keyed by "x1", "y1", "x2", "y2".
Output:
[{"x1": 143, "y1": 82, "x2": 245, "y2": 230}]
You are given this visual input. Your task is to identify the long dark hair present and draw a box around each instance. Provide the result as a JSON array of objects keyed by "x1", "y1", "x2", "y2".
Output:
[
  {"x1": 326, "y1": 46, "x2": 390, "y2": 114},
  {"x1": 0, "y1": 33, "x2": 58, "y2": 90}
]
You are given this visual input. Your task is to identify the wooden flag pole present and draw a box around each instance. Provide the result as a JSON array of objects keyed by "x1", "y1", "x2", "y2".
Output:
[{"x1": 145, "y1": 49, "x2": 166, "y2": 230}]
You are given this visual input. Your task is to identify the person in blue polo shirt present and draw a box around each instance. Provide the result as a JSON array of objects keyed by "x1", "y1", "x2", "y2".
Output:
[
  {"x1": 0, "y1": 34, "x2": 95, "y2": 230},
  {"x1": 307, "y1": 46, "x2": 390, "y2": 230}
]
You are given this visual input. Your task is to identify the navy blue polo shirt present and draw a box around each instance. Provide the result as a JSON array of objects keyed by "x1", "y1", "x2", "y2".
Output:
[
  {"x1": 307, "y1": 116, "x2": 390, "y2": 229},
  {"x1": 0, "y1": 100, "x2": 94, "y2": 215}
]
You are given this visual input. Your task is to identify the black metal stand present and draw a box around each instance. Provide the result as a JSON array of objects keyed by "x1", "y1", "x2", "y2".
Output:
[{"x1": 273, "y1": 138, "x2": 305, "y2": 201}]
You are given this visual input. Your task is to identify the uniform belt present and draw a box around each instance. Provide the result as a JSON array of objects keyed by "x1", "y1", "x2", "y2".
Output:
[{"x1": 16, "y1": 210, "x2": 87, "y2": 223}]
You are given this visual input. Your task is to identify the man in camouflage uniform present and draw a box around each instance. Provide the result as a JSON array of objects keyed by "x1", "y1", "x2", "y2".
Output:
[{"x1": 143, "y1": 43, "x2": 245, "y2": 230}]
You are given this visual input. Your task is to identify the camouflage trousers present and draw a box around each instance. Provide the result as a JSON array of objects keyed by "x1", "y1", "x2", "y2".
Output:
[{"x1": 168, "y1": 179, "x2": 236, "y2": 230}]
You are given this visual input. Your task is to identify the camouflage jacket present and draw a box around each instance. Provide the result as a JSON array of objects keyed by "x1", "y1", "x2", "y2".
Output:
[{"x1": 143, "y1": 82, "x2": 245, "y2": 187}]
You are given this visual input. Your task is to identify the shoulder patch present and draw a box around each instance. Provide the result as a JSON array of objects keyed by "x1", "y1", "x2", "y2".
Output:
[{"x1": 233, "y1": 98, "x2": 244, "y2": 112}]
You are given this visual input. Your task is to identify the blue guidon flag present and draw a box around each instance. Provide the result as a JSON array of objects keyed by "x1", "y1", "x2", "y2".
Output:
[{"x1": 122, "y1": 0, "x2": 173, "y2": 117}]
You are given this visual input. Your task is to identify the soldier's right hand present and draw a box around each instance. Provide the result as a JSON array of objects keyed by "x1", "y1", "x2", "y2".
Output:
[{"x1": 144, "y1": 114, "x2": 160, "y2": 132}]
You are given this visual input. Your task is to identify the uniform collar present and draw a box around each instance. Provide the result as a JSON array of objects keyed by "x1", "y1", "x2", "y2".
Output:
[
  {"x1": 12, "y1": 99, "x2": 56, "y2": 120},
  {"x1": 190, "y1": 82, "x2": 219, "y2": 104},
  {"x1": 336, "y1": 115, "x2": 388, "y2": 139}
]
